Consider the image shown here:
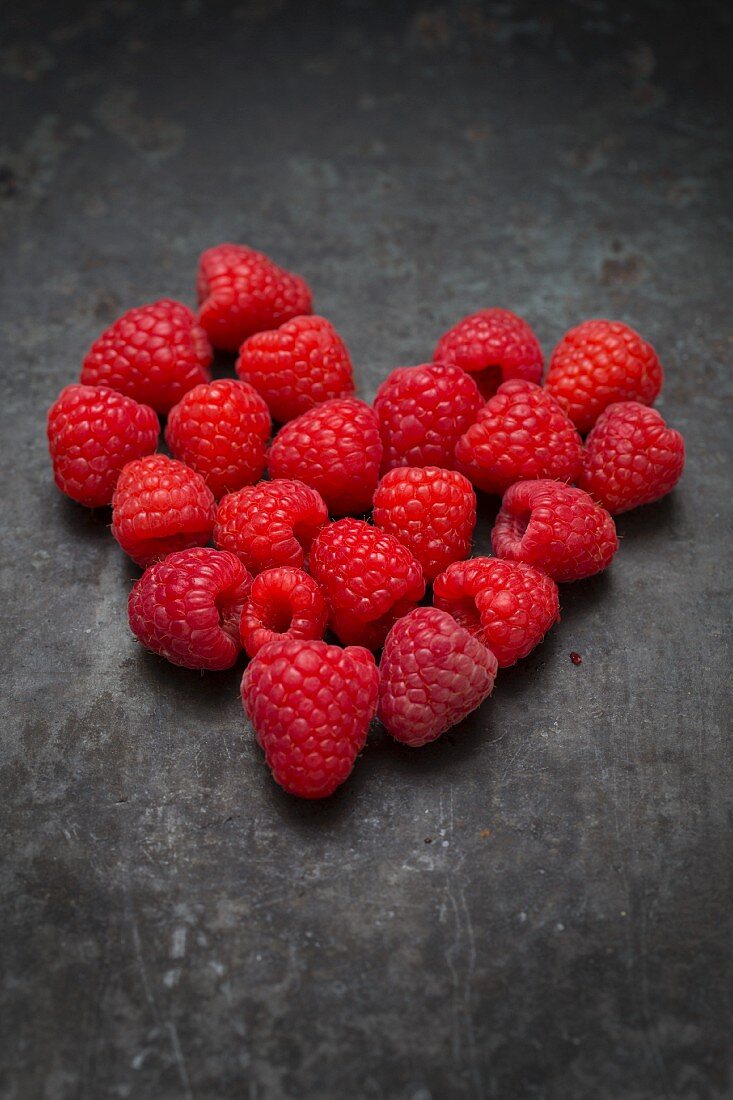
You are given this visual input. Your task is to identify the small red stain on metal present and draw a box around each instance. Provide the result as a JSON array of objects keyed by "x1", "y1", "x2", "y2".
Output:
[
  {"x1": 570, "y1": 652, "x2": 583, "y2": 666},
  {"x1": 479, "y1": 829, "x2": 492, "y2": 839}
]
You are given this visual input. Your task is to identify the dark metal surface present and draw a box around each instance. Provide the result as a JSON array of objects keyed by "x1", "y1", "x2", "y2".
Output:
[{"x1": 1, "y1": 3, "x2": 732, "y2": 1098}]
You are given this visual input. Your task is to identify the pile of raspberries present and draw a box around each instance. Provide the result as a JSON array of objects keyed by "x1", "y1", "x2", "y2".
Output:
[{"x1": 46, "y1": 243, "x2": 685, "y2": 799}]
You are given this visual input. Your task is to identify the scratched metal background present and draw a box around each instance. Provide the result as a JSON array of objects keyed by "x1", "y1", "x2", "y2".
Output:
[{"x1": 1, "y1": 2, "x2": 732, "y2": 1098}]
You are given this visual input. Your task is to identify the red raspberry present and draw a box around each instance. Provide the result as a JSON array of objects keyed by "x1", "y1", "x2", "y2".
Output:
[
  {"x1": 310, "y1": 519, "x2": 425, "y2": 649},
  {"x1": 433, "y1": 557, "x2": 559, "y2": 667},
  {"x1": 197, "y1": 243, "x2": 312, "y2": 352},
  {"x1": 164, "y1": 378, "x2": 271, "y2": 499},
  {"x1": 80, "y1": 299, "x2": 212, "y2": 415},
  {"x1": 111, "y1": 454, "x2": 216, "y2": 567},
  {"x1": 239, "y1": 567, "x2": 328, "y2": 659},
  {"x1": 268, "y1": 398, "x2": 382, "y2": 516},
  {"x1": 545, "y1": 319, "x2": 663, "y2": 434},
  {"x1": 492, "y1": 479, "x2": 618, "y2": 582},
  {"x1": 373, "y1": 362, "x2": 482, "y2": 473},
  {"x1": 433, "y1": 308, "x2": 544, "y2": 399},
  {"x1": 372, "y1": 466, "x2": 476, "y2": 582},
  {"x1": 236, "y1": 315, "x2": 355, "y2": 423},
  {"x1": 578, "y1": 401, "x2": 685, "y2": 515},
  {"x1": 455, "y1": 379, "x2": 583, "y2": 495},
  {"x1": 128, "y1": 548, "x2": 251, "y2": 671},
  {"x1": 46, "y1": 384, "x2": 159, "y2": 508},
  {"x1": 214, "y1": 479, "x2": 328, "y2": 575},
  {"x1": 377, "y1": 607, "x2": 498, "y2": 747},
  {"x1": 241, "y1": 638, "x2": 379, "y2": 799}
]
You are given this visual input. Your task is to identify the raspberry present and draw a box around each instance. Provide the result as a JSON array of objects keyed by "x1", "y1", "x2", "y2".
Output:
[
  {"x1": 165, "y1": 378, "x2": 271, "y2": 499},
  {"x1": 455, "y1": 379, "x2": 583, "y2": 495},
  {"x1": 128, "y1": 548, "x2": 251, "y2": 671},
  {"x1": 545, "y1": 319, "x2": 663, "y2": 434},
  {"x1": 236, "y1": 315, "x2": 355, "y2": 423},
  {"x1": 372, "y1": 466, "x2": 476, "y2": 582},
  {"x1": 268, "y1": 398, "x2": 382, "y2": 516},
  {"x1": 214, "y1": 479, "x2": 328, "y2": 575},
  {"x1": 433, "y1": 557, "x2": 559, "y2": 667},
  {"x1": 374, "y1": 362, "x2": 482, "y2": 473},
  {"x1": 492, "y1": 479, "x2": 619, "y2": 582},
  {"x1": 111, "y1": 454, "x2": 217, "y2": 567},
  {"x1": 197, "y1": 243, "x2": 312, "y2": 352},
  {"x1": 239, "y1": 567, "x2": 328, "y2": 659},
  {"x1": 80, "y1": 299, "x2": 212, "y2": 415},
  {"x1": 433, "y1": 308, "x2": 544, "y2": 399},
  {"x1": 377, "y1": 607, "x2": 498, "y2": 747},
  {"x1": 46, "y1": 384, "x2": 159, "y2": 508},
  {"x1": 310, "y1": 519, "x2": 425, "y2": 649},
  {"x1": 578, "y1": 401, "x2": 685, "y2": 514},
  {"x1": 241, "y1": 638, "x2": 379, "y2": 798}
]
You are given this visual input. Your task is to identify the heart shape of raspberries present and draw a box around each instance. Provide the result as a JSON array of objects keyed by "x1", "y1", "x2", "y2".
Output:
[{"x1": 46, "y1": 242, "x2": 686, "y2": 800}]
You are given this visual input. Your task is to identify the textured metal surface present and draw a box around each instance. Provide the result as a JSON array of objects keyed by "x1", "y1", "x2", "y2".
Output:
[{"x1": 1, "y1": 2, "x2": 732, "y2": 1098}]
